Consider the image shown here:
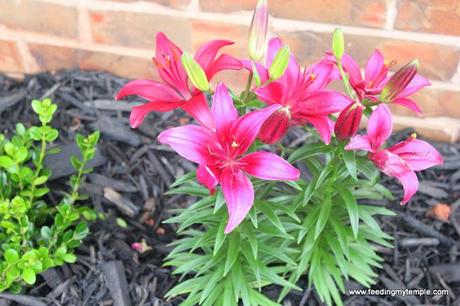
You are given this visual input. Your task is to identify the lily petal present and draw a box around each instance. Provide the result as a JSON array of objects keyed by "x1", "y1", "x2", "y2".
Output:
[
  {"x1": 231, "y1": 104, "x2": 280, "y2": 155},
  {"x1": 205, "y1": 54, "x2": 243, "y2": 80},
  {"x1": 116, "y1": 80, "x2": 183, "y2": 101},
  {"x1": 298, "y1": 91, "x2": 352, "y2": 115},
  {"x1": 389, "y1": 138, "x2": 443, "y2": 171},
  {"x1": 345, "y1": 135, "x2": 373, "y2": 152},
  {"x1": 196, "y1": 164, "x2": 219, "y2": 193},
  {"x1": 256, "y1": 82, "x2": 284, "y2": 106},
  {"x1": 396, "y1": 170, "x2": 419, "y2": 205},
  {"x1": 370, "y1": 150, "x2": 418, "y2": 205},
  {"x1": 182, "y1": 93, "x2": 215, "y2": 130},
  {"x1": 194, "y1": 40, "x2": 234, "y2": 72},
  {"x1": 392, "y1": 98, "x2": 422, "y2": 115},
  {"x1": 340, "y1": 53, "x2": 363, "y2": 88},
  {"x1": 211, "y1": 83, "x2": 238, "y2": 137},
  {"x1": 304, "y1": 116, "x2": 335, "y2": 145},
  {"x1": 157, "y1": 125, "x2": 220, "y2": 165},
  {"x1": 129, "y1": 100, "x2": 184, "y2": 128},
  {"x1": 365, "y1": 49, "x2": 385, "y2": 83},
  {"x1": 397, "y1": 74, "x2": 431, "y2": 98},
  {"x1": 367, "y1": 104, "x2": 393, "y2": 149},
  {"x1": 240, "y1": 151, "x2": 300, "y2": 181},
  {"x1": 221, "y1": 168, "x2": 254, "y2": 234},
  {"x1": 155, "y1": 32, "x2": 182, "y2": 65}
]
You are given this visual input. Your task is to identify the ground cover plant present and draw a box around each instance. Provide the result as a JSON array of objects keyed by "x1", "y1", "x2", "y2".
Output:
[
  {"x1": 0, "y1": 98, "x2": 99, "y2": 292},
  {"x1": 114, "y1": 1, "x2": 444, "y2": 305}
]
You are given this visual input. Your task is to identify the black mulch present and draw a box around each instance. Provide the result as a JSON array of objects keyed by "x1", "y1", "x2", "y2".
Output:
[{"x1": 0, "y1": 70, "x2": 459, "y2": 306}]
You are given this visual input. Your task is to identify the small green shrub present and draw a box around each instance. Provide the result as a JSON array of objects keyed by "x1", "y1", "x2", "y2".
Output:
[{"x1": 0, "y1": 98, "x2": 99, "y2": 292}]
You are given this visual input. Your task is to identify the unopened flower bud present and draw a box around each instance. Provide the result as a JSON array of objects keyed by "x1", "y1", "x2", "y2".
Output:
[
  {"x1": 268, "y1": 45, "x2": 290, "y2": 81},
  {"x1": 248, "y1": 0, "x2": 268, "y2": 62},
  {"x1": 334, "y1": 103, "x2": 363, "y2": 141},
  {"x1": 380, "y1": 59, "x2": 419, "y2": 103},
  {"x1": 181, "y1": 52, "x2": 210, "y2": 92},
  {"x1": 332, "y1": 28, "x2": 345, "y2": 60}
]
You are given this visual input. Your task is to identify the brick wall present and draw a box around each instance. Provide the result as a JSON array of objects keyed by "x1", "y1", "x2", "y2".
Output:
[{"x1": 0, "y1": 0, "x2": 459, "y2": 142}]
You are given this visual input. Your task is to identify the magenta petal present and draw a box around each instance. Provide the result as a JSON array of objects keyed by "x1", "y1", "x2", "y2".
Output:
[
  {"x1": 242, "y1": 60, "x2": 269, "y2": 84},
  {"x1": 129, "y1": 100, "x2": 183, "y2": 128},
  {"x1": 397, "y1": 74, "x2": 431, "y2": 98},
  {"x1": 388, "y1": 138, "x2": 443, "y2": 171},
  {"x1": 221, "y1": 168, "x2": 254, "y2": 234},
  {"x1": 392, "y1": 98, "x2": 422, "y2": 115},
  {"x1": 211, "y1": 83, "x2": 238, "y2": 137},
  {"x1": 305, "y1": 116, "x2": 334, "y2": 145},
  {"x1": 258, "y1": 109, "x2": 291, "y2": 144},
  {"x1": 365, "y1": 49, "x2": 384, "y2": 83},
  {"x1": 240, "y1": 152, "x2": 300, "y2": 181},
  {"x1": 370, "y1": 150, "x2": 418, "y2": 204},
  {"x1": 205, "y1": 54, "x2": 242, "y2": 80},
  {"x1": 157, "y1": 125, "x2": 219, "y2": 165},
  {"x1": 231, "y1": 104, "x2": 280, "y2": 155},
  {"x1": 196, "y1": 164, "x2": 219, "y2": 193},
  {"x1": 396, "y1": 170, "x2": 419, "y2": 205},
  {"x1": 182, "y1": 94, "x2": 215, "y2": 130},
  {"x1": 155, "y1": 32, "x2": 182, "y2": 65},
  {"x1": 367, "y1": 104, "x2": 393, "y2": 149},
  {"x1": 194, "y1": 40, "x2": 233, "y2": 72},
  {"x1": 300, "y1": 91, "x2": 352, "y2": 115},
  {"x1": 306, "y1": 60, "x2": 338, "y2": 91},
  {"x1": 255, "y1": 82, "x2": 284, "y2": 106},
  {"x1": 340, "y1": 53, "x2": 363, "y2": 88},
  {"x1": 116, "y1": 80, "x2": 183, "y2": 101},
  {"x1": 345, "y1": 135, "x2": 373, "y2": 152}
]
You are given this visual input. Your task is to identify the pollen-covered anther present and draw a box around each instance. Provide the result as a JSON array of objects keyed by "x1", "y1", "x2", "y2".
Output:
[
  {"x1": 231, "y1": 141, "x2": 239, "y2": 148},
  {"x1": 310, "y1": 73, "x2": 316, "y2": 81}
]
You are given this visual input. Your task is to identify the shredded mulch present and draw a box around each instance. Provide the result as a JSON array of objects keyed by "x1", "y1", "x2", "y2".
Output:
[{"x1": 0, "y1": 70, "x2": 459, "y2": 306}]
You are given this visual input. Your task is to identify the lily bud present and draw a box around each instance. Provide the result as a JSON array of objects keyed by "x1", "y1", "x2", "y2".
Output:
[
  {"x1": 332, "y1": 28, "x2": 345, "y2": 60},
  {"x1": 334, "y1": 102, "x2": 363, "y2": 141},
  {"x1": 181, "y1": 52, "x2": 210, "y2": 92},
  {"x1": 268, "y1": 45, "x2": 290, "y2": 81},
  {"x1": 248, "y1": 0, "x2": 268, "y2": 62},
  {"x1": 380, "y1": 59, "x2": 419, "y2": 103}
]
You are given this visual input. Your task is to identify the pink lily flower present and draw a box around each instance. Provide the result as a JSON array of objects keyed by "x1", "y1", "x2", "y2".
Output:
[
  {"x1": 334, "y1": 49, "x2": 430, "y2": 115},
  {"x1": 116, "y1": 32, "x2": 242, "y2": 129},
  {"x1": 254, "y1": 38, "x2": 351, "y2": 144},
  {"x1": 158, "y1": 83, "x2": 300, "y2": 233},
  {"x1": 345, "y1": 104, "x2": 443, "y2": 204}
]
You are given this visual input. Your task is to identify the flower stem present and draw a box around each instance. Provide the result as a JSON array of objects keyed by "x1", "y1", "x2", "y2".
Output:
[{"x1": 337, "y1": 61, "x2": 355, "y2": 100}]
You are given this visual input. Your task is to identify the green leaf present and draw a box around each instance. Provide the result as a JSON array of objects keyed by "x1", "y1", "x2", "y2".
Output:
[
  {"x1": 257, "y1": 201, "x2": 286, "y2": 233},
  {"x1": 213, "y1": 217, "x2": 227, "y2": 255},
  {"x1": 116, "y1": 217, "x2": 128, "y2": 228},
  {"x1": 342, "y1": 149, "x2": 357, "y2": 180},
  {"x1": 314, "y1": 197, "x2": 332, "y2": 239},
  {"x1": 223, "y1": 233, "x2": 240, "y2": 277},
  {"x1": 338, "y1": 186, "x2": 359, "y2": 239},
  {"x1": 21, "y1": 268, "x2": 36, "y2": 285},
  {"x1": 4, "y1": 249, "x2": 19, "y2": 263},
  {"x1": 242, "y1": 222, "x2": 257, "y2": 259},
  {"x1": 33, "y1": 176, "x2": 48, "y2": 185},
  {"x1": 63, "y1": 253, "x2": 77, "y2": 263},
  {"x1": 0, "y1": 156, "x2": 14, "y2": 169}
]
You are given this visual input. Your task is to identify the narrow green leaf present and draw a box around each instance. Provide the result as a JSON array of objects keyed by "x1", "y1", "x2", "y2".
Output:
[
  {"x1": 338, "y1": 186, "x2": 359, "y2": 239},
  {"x1": 223, "y1": 233, "x2": 240, "y2": 277}
]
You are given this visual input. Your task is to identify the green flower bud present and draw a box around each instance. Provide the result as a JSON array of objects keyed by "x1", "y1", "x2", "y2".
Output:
[
  {"x1": 268, "y1": 45, "x2": 290, "y2": 81},
  {"x1": 332, "y1": 28, "x2": 344, "y2": 60},
  {"x1": 181, "y1": 52, "x2": 210, "y2": 92}
]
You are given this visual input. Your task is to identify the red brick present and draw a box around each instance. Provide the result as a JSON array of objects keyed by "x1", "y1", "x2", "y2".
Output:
[
  {"x1": 27, "y1": 42, "x2": 157, "y2": 80},
  {"x1": 78, "y1": 50, "x2": 157, "y2": 80},
  {"x1": 28, "y1": 44, "x2": 79, "y2": 72},
  {"x1": 200, "y1": 0, "x2": 387, "y2": 28},
  {"x1": 191, "y1": 20, "x2": 248, "y2": 58},
  {"x1": 395, "y1": 0, "x2": 460, "y2": 36},
  {"x1": 0, "y1": 0, "x2": 78, "y2": 38},
  {"x1": 278, "y1": 31, "x2": 460, "y2": 82},
  {"x1": 390, "y1": 88, "x2": 460, "y2": 118},
  {"x1": 0, "y1": 40, "x2": 23, "y2": 73},
  {"x1": 99, "y1": 0, "x2": 190, "y2": 8},
  {"x1": 88, "y1": 10, "x2": 191, "y2": 50}
]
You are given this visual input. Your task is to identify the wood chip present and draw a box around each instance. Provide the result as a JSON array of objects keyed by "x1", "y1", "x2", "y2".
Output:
[
  {"x1": 102, "y1": 261, "x2": 131, "y2": 306},
  {"x1": 103, "y1": 187, "x2": 139, "y2": 217}
]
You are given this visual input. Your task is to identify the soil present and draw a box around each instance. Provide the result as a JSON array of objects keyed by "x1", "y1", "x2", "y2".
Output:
[{"x1": 0, "y1": 70, "x2": 459, "y2": 306}]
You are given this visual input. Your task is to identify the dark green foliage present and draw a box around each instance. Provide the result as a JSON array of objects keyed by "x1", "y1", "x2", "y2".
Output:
[{"x1": 0, "y1": 99, "x2": 99, "y2": 292}]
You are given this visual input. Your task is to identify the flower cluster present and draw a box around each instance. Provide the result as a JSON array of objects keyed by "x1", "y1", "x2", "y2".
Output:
[
  {"x1": 117, "y1": 30, "x2": 442, "y2": 228},
  {"x1": 116, "y1": 1, "x2": 444, "y2": 304}
]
